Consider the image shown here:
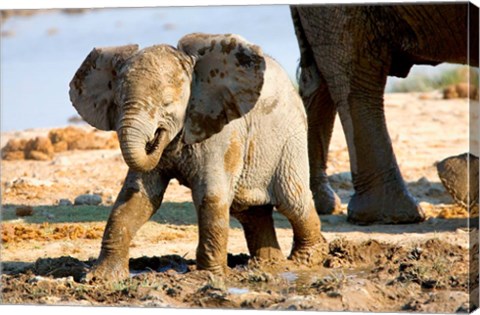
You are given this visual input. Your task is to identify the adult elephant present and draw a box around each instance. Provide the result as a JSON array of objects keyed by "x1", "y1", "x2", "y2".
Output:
[{"x1": 290, "y1": 4, "x2": 479, "y2": 224}]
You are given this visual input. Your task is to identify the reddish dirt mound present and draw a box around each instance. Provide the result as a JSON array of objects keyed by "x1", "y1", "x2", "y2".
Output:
[
  {"x1": 48, "y1": 126, "x2": 118, "y2": 152},
  {"x1": 1, "y1": 222, "x2": 103, "y2": 243},
  {"x1": 1, "y1": 138, "x2": 28, "y2": 160},
  {"x1": 24, "y1": 136, "x2": 55, "y2": 161},
  {"x1": 2, "y1": 136, "x2": 54, "y2": 161},
  {"x1": 1, "y1": 126, "x2": 119, "y2": 161}
]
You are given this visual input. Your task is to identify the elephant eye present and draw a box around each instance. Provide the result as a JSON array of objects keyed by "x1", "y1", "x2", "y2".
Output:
[{"x1": 163, "y1": 96, "x2": 175, "y2": 107}]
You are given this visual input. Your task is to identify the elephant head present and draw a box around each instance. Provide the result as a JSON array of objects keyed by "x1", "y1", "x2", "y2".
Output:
[{"x1": 69, "y1": 33, "x2": 266, "y2": 172}]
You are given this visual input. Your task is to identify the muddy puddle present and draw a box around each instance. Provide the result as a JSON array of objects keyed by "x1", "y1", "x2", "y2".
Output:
[{"x1": 1, "y1": 237, "x2": 476, "y2": 312}]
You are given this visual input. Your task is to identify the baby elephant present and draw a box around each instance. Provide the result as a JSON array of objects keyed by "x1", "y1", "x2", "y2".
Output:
[{"x1": 70, "y1": 33, "x2": 326, "y2": 281}]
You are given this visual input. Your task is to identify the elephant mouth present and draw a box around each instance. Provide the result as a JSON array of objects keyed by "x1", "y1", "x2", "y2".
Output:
[{"x1": 145, "y1": 128, "x2": 167, "y2": 155}]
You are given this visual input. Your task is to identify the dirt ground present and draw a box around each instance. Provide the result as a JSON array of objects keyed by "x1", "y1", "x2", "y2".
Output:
[{"x1": 1, "y1": 92, "x2": 479, "y2": 312}]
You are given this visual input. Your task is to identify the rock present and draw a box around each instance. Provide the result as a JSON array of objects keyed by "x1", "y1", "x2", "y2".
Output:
[
  {"x1": 416, "y1": 176, "x2": 430, "y2": 186},
  {"x1": 74, "y1": 194, "x2": 102, "y2": 206},
  {"x1": 16, "y1": 206, "x2": 34, "y2": 217},
  {"x1": 436, "y1": 153, "x2": 479, "y2": 209},
  {"x1": 58, "y1": 199, "x2": 73, "y2": 206}
]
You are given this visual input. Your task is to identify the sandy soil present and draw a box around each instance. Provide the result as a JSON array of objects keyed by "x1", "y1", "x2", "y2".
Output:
[{"x1": 1, "y1": 92, "x2": 478, "y2": 312}]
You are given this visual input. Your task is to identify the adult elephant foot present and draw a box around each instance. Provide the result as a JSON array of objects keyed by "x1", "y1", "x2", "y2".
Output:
[
  {"x1": 312, "y1": 179, "x2": 342, "y2": 214},
  {"x1": 347, "y1": 181, "x2": 425, "y2": 225}
]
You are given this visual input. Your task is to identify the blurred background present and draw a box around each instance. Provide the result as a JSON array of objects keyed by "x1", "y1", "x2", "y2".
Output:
[{"x1": 0, "y1": 5, "x2": 475, "y2": 132}]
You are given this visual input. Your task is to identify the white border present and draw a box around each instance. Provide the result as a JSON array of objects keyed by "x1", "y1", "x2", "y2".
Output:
[
  {"x1": 1, "y1": 0, "x2": 479, "y2": 10},
  {"x1": 1, "y1": 1, "x2": 478, "y2": 315}
]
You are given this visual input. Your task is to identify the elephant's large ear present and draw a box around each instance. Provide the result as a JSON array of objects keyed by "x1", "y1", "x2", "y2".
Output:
[
  {"x1": 178, "y1": 33, "x2": 266, "y2": 144},
  {"x1": 69, "y1": 45, "x2": 139, "y2": 131}
]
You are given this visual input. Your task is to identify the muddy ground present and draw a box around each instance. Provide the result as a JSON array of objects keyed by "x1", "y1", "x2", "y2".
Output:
[{"x1": 1, "y1": 93, "x2": 479, "y2": 312}]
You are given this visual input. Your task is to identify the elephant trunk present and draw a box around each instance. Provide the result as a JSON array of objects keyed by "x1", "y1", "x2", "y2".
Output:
[{"x1": 118, "y1": 113, "x2": 169, "y2": 173}]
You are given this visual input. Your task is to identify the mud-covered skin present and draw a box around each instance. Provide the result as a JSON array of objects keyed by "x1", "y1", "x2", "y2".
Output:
[
  {"x1": 70, "y1": 33, "x2": 326, "y2": 281},
  {"x1": 291, "y1": 4, "x2": 479, "y2": 224},
  {"x1": 86, "y1": 171, "x2": 167, "y2": 282},
  {"x1": 233, "y1": 206, "x2": 284, "y2": 261},
  {"x1": 437, "y1": 153, "x2": 479, "y2": 210}
]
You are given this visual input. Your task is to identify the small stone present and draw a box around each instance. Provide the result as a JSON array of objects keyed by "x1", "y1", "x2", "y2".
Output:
[
  {"x1": 16, "y1": 206, "x2": 34, "y2": 217},
  {"x1": 58, "y1": 199, "x2": 73, "y2": 206},
  {"x1": 104, "y1": 195, "x2": 115, "y2": 205},
  {"x1": 416, "y1": 176, "x2": 430, "y2": 186},
  {"x1": 74, "y1": 194, "x2": 102, "y2": 206}
]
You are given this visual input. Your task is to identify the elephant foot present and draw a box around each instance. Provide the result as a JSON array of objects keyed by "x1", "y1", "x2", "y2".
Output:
[
  {"x1": 253, "y1": 247, "x2": 285, "y2": 262},
  {"x1": 312, "y1": 181, "x2": 342, "y2": 215},
  {"x1": 196, "y1": 262, "x2": 227, "y2": 276},
  {"x1": 347, "y1": 182, "x2": 425, "y2": 225},
  {"x1": 83, "y1": 257, "x2": 130, "y2": 283},
  {"x1": 289, "y1": 241, "x2": 328, "y2": 266}
]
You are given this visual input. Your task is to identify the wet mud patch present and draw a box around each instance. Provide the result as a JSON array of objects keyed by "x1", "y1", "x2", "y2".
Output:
[{"x1": 1, "y1": 238, "x2": 475, "y2": 311}]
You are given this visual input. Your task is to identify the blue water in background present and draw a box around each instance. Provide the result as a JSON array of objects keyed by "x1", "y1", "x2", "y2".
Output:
[
  {"x1": 0, "y1": 5, "x2": 453, "y2": 132},
  {"x1": 1, "y1": 6, "x2": 301, "y2": 131}
]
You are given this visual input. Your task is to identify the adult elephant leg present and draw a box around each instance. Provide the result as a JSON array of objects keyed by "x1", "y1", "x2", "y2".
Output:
[
  {"x1": 334, "y1": 61, "x2": 425, "y2": 225},
  {"x1": 86, "y1": 170, "x2": 167, "y2": 282},
  {"x1": 233, "y1": 205, "x2": 284, "y2": 261},
  {"x1": 294, "y1": 8, "x2": 341, "y2": 215},
  {"x1": 304, "y1": 83, "x2": 342, "y2": 214}
]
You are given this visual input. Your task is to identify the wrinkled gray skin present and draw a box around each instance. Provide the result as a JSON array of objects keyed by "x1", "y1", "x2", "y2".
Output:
[
  {"x1": 437, "y1": 153, "x2": 479, "y2": 209},
  {"x1": 291, "y1": 4, "x2": 479, "y2": 224},
  {"x1": 69, "y1": 33, "x2": 326, "y2": 281}
]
